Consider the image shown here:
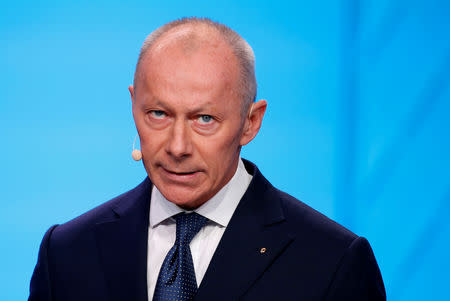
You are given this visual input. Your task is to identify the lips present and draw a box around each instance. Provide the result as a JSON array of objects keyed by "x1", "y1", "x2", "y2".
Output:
[
  {"x1": 167, "y1": 170, "x2": 195, "y2": 175},
  {"x1": 159, "y1": 166, "x2": 201, "y2": 183},
  {"x1": 163, "y1": 167, "x2": 197, "y2": 174}
]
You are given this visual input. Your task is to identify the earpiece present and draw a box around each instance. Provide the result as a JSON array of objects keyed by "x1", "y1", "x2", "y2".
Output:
[{"x1": 132, "y1": 134, "x2": 142, "y2": 161}]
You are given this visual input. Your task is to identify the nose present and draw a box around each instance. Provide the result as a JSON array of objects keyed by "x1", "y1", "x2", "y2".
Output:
[{"x1": 165, "y1": 119, "x2": 192, "y2": 159}]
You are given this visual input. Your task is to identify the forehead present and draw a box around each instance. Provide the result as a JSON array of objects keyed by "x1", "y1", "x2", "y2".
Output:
[
  {"x1": 136, "y1": 26, "x2": 241, "y2": 107},
  {"x1": 152, "y1": 25, "x2": 218, "y2": 55}
]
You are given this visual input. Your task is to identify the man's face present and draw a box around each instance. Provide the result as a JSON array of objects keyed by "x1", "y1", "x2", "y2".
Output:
[{"x1": 130, "y1": 31, "x2": 248, "y2": 209}]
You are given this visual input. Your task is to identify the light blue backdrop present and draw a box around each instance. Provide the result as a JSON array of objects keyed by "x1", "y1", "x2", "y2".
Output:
[{"x1": 1, "y1": 0, "x2": 449, "y2": 300}]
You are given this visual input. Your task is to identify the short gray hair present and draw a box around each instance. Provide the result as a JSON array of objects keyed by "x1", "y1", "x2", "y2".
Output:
[{"x1": 133, "y1": 17, "x2": 257, "y2": 113}]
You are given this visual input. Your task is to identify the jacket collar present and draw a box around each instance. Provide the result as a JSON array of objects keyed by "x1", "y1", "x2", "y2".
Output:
[
  {"x1": 195, "y1": 159, "x2": 295, "y2": 300},
  {"x1": 94, "y1": 177, "x2": 152, "y2": 301}
]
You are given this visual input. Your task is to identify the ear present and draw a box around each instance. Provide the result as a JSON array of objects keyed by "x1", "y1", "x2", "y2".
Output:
[
  {"x1": 240, "y1": 99, "x2": 267, "y2": 146},
  {"x1": 128, "y1": 85, "x2": 135, "y2": 103}
]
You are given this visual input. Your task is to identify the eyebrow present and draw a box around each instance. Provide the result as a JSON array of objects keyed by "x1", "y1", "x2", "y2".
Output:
[{"x1": 152, "y1": 99, "x2": 217, "y2": 115}]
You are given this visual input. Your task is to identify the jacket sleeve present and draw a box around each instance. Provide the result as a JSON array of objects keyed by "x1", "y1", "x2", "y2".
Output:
[
  {"x1": 325, "y1": 236, "x2": 386, "y2": 301},
  {"x1": 29, "y1": 225, "x2": 59, "y2": 301}
]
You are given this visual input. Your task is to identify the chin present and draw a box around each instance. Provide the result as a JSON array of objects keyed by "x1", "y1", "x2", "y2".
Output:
[
  {"x1": 159, "y1": 187, "x2": 207, "y2": 210},
  {"x1": 168, "y1": 196, "x2": 205, "y2": 210}
]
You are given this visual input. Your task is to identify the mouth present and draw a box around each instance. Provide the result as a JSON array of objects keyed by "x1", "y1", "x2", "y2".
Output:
[
  {"x1": 160, "y1": 166, "x2": 201, "y2": 182},
  {"x1": 163, "y1": 167, "x2": 197, "y2": 175}
]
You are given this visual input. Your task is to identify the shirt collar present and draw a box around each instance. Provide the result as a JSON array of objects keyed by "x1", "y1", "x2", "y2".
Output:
[{"x1": 149, "y1": 158, "x2": 252, "y2": 228}]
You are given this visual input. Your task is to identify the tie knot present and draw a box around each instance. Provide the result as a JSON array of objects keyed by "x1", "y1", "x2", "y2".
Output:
[{"x1": 174, "y1": 212, "x2": 208, "y2": 245}]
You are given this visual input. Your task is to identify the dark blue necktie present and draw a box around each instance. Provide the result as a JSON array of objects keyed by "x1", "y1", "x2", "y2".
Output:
[{"x1": 153, "y1": 212, "x2": 208, "y2": 301}]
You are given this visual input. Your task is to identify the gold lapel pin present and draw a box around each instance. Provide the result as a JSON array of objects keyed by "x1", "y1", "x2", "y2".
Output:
[{"x1": 260, "y1": 247, "x2": 267, "y2": 254}]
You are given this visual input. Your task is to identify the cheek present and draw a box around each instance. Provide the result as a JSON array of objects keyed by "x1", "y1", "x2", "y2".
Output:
[
  {"x1": 137, "y1": 127, "x2": 166, "y2": 159},
  {"x1": 197, "y1": 127, "x2": 242, "y2": 166}
]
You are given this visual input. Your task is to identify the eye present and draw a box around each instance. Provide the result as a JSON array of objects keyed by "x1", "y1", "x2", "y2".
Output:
[
  {"x1": 149, "y1": 110, "x2": 167, "y2": 119},
  {"x1": 197, "y1": 115, "x2": 214, "y2": 124}
]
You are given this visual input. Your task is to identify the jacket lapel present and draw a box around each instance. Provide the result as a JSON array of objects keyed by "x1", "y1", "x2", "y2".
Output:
[
  {"x1": 195, "y1": 162, "x2": 295, "y2": 301},
  {"x1": 94, "y1": 178, "x2": 152, "y2": 301}
]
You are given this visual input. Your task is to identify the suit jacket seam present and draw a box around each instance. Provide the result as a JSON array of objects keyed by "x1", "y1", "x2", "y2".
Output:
[{"x1": 322, "y1": 235, "x2": 360, "y2": 301}]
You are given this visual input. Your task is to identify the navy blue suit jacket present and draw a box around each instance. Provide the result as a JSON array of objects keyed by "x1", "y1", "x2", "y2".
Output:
[{"x1": 29, "y1": 160, "x2": 386, "y2": 300}]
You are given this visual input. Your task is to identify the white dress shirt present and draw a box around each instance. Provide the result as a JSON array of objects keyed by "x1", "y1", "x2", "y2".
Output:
[{"x1": 147, "y1": 158, "x2": 252, "y2": 300}]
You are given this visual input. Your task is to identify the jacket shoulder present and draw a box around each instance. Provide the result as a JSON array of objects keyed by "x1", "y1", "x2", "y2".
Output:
[
  {"x1": 276, "y1": 188, "x2": 358, "y2": 247},
  {"x1": 50, "y1": 177, "x2": 151, "y2": 243}
]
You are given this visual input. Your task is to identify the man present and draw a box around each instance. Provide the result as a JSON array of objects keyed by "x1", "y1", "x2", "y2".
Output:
[{"x1": 29, "y1": 17, "x2": 386, "y2": 301}]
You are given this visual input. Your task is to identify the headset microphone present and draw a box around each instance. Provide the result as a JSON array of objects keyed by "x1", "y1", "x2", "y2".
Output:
[{"x1": 132, "y1": 134, "x2": 142, "y2": 161}]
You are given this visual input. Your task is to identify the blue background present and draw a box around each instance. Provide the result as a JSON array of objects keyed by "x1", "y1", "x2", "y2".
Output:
[{"x1": 2, "y1": 0, "x2": 450, "y2": 300}]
